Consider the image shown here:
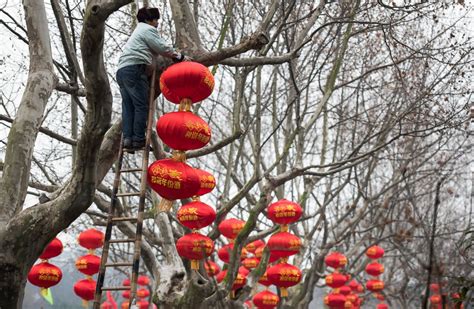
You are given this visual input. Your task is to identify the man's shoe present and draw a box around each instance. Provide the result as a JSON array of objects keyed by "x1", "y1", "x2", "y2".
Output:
[
  {"x1": 132, "y1": 140, "x2": 146, "y2": 149},
  {"x1": 123, "y1": 138, "x2": 132, "y2": 148}
]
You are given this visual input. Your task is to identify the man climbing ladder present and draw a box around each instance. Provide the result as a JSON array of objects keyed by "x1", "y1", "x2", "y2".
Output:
[{"x1": 116, "y1": 6, "x2": 189, "y2": 150}]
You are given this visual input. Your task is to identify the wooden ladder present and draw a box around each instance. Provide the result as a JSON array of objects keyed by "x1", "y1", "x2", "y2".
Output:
[{"x1": 93, "y1": 69, "x2": 157, "y2": 309}]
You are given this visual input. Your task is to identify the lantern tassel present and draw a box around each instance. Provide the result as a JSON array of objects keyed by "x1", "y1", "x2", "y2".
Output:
[
  {"x1": 82, "y1": 299, "x2": 89, "y2": 308},
  {"x1": 280, "y1": 287, "x2": 288, "y2": 297},
  {"x1": 172, "y1": 150, "x2": 186, "y2": 162},
  {"x1": 280, "y1": 224, "x2": 289, "y2": 232},
  {"x1": 158, "y1": 199, "x2": 174, "y2": 212},
  {"x1": 178, "y1": 98, "x2": 192, "y2": 111},
  {"x1": 191, "y1": 260, "x2": 200, "y2": 270}
]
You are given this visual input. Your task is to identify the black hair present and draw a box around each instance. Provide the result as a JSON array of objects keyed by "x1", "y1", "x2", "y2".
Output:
[{"x1": 137, "y1": 7, "x2": 160, "y2": 23}]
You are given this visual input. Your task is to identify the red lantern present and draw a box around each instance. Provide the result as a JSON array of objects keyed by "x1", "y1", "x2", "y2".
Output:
[
  {"x1": 101, "y1": 301, "x2": 113, "y2": 309},
  {"x1": 176, "y1": 232, "x2": 214, "y2": 270},
  {"x1": 252, "y1": 290, "x2": 280, "y2": 309},
  {"x1": 177, "y1": 201, "x2": 216, "y2": 229},
  {"x1": 157, "y1": 111, "x2": 211, "y2": 150},
  {"x1": 340, "y1": 286, "x2": 352, "y2": 296},
  {"x1": 324, "y1": 293, "x2": 346, "y2": 308},
  {"x1": 346, "y1": 294, "x2": 359, "y2": 304},
  {"x1": 78, "y1": 229, "x2": 104, "y2": 250},
  {"x1": 377, "y1": 303, "x2": 389, "y2": 309},
  {"x1": 39, "y1": 238, "x2": 63, "y2": 260},
  {"x1": 245, "y1": 239, "x2": 265, "y2": 253},
  {"x1": 267, "y1": 199, "x2": 303, "y2": 225},
  {"x1": 344, "y1": 301, "x2": 354, "y2": 309},
  {"x1": 239, "y1": 266, "x2": 250, "y2": 277},
  {"x1": 356, "y1": 284, "x2": 364, "y2": 293},
  {"x1": 75, "y1": 254, "x2": 101, "y2": 276},
  {"x1": 122, "y1": 290, "x2": 130, "y2": 299},
  {"x1": 137, "y1": 275, "x2": 150, "y2": 286},
  {"x1": 325, "y1": 252, "x2": 348, "y2": 269},
  {"x1": 325, "y1": 272, "x2": 348, "y2": 289},
  {"x1": 216, "y1": 269, "x2": 227, "y2": 283},
  {"x1": 244, "y1": 300, "x2": 252, "y2": 308},
  {"x1": 204, "y1": 260, "x2": 221, "y2": 276},
  {"x1": 137, "y1": 288, "x2": 150, "y2": 298},
  {"x1": 267, "y1": 232, "x2": 302, "y2": 259},
  {"x1": 374, "y1": 293, "x2": 385, "y2": 301},
  {"x1": 28, "y1": 262, "x2": 62, "y2": 289},
  {"x1": 258, "y1": 270, "x2": 272, "y2": 287},
  {"x1": 232, "y1": 272, "x2": 247, "y2": 290},
  {"x1": 218, "y1": 218, "x2": 245, "y2": 239},
  {"x1": 123, "y1": 278, "x2": 130, "y2": 286},
  {"x1": 255, "y1": 246, "x2": 279, "y2": 263},
  {"x1": 430, "y1": 283, "x2": 440, "y2": 293},
  {"x1": 148, "y1": 159, "x2": 200, "y2": 200},
  {"x1": 366, "y1": 245, "x2": 384, "y2": 259},
  {"x1": 430, "y1": 294, "x2": 441, "y2": 304},
  {"x1": 243, "y1": 257, "x2": 260, "y2": 269},
  {"x1": 267, "y1": 262, "x2": 302, "y2": 297},
  {"x1": 74, "y1": 278, "x2": 96, "y2": 301},
  {"x1": 137, "y1": 300, "x2": 149, "y2": 309},
  {"x1": 159, "y1": 62, "x2": 214, "y2": 104},
  {"x1": 195, "y1": 168, "x2": 216, "y2": 196},
  {"x1": 348, "y1": 280, "x2": 359, "y2": 291},
  {"x1": 365, "y1": 262, "x2": 384, "y2": 277},
  {"x1": 366, "y1": 279, "x2": 385, "y2": 292},
  {"x1": 121, "y1": 301, "x2": 129, "y2": 309}
]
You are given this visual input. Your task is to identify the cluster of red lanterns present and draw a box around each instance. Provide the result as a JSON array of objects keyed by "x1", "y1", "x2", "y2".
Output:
[
  {"x1": 364, "y1": 245, "x2": 387, "y2": 308},
  {"x1": 28, "y1": 237, "x2": 64, "y2": 297},
  {"x1": 119, "y1": 275, "x2": 151, "y2": 309},
  {"x1": 148, "y1": 61, "x2": 215, "y2": 212},
  {"x1": 73, "y1": 228, "x2": 104, "y2": 307},
  {"x1": 323, "y1": 252, "x2": 359, "y2": 308}
]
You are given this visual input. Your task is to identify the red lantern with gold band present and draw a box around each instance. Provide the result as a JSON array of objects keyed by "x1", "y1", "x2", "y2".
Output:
[
  {"x1": 258, "y1": 270, "x2": 272, "y2": 287},
  {"x1": 346, "y1": 293, "x2": 359, "y2": 304},
  {"x1": 218, "y1": 218, "x2": 245, "y2": 239},
  {"x1": 78, "y1": 229, "x2": 104, "y2": 250},
  {"x1": 215, "y1": 269, "x2": 248, "y2": 290},
  {"x1": 267, "y1": 262, "x2": 302, "y2": 297},
  {"x1": 245, "y1": 239, "x2": 265, "y2": 253},
  {"x1": 366, "y1": 279, "x2": 385, "y2": 292},
  {"x1": 339, "y1": 286, "x2": 352, "y2": 296},
  {"x1": 177, "y1": 201, "x2": 216, "y2": 229},
  {"x1": 374, "y1": 293, "x2": 385, "y2": 301},
  {"x1": 324, "y1": 293, "x2": 346, "y2": 308},
  {"x1": 28, "y1": 262, "x2": 62, "y2": 290},
  {"x1": 252, "y1": 290, "x2": 280, "y2": 309},
  {"x1": 348, "y1": 280, "x2": 359, "y2": 291},
  {"x1": 39, "y1": 238, "x2": 63, "y2": 260},
  {"x1": 267, "y1": 232, "x2": 302, "y2": 259},
  {"x1": 267, "y1": 199, "x2": 303, "y2": 225},
  {"x1": 160, "y1": 62, "x2": 214, "y2": 104},
  {"x1": 137, "y1": 288, "x2": 150, "y2": 298},
  {"x1": 147, "y1": 159, "x2": 200, "y2": 201},
  {"x1": 430, "y1": 294, "x2": 441, "y2": 304},
  {"x1": 157, "y1": 111, "x2": 211, "y2": 150},
  {"x1": 430, "y1": 283, "x2": 440, "y2": 293},
  {"x1": 325, "y1": 252, "x2": 348, "y2": 269},
  {"x1": 176, "y1": 233, "x2": 214, "y2": 270},
  {"x1": 377, "y1": 303, "x2": 389, "y2": 309},
  {"x1": 325, "y1": 272, "x2": 348, "y2": 289},
  {"x1": 137, "y1": 300, "x2": 149, "y2": 309},
  {"x1": 137, "y1": 275, "x2": 150, "y2": 286},
  {"x1": 204, "y1": 260, "x2": 221, "y2": 277},
  {"x1": 242, "y1": 257, "x2": 260, "y2": 269},
  {"x1": 366, "y1": 262, "x2": 384, "y2": 277},
  {"x1": 195, "y1": 168, "x2": 216, "y2": 196},
  {"x1": 74, "y1": 278, "x2": 97, "y2": 303},
  {"x1": 366, "y1": 245, "x2": 384, "y2": 259},
  {"x1": 255, "y1": 246, "x2": 280, "y2": 263},
  {"x1": 75, "y1": 254, "x2": 101, "y2": 276},
  {"x1": 122, "y1": 290, "x2": 130, "y2": 299},
  {"x1": 218, "y1": 243, "x2": 247, "y2": 263}
]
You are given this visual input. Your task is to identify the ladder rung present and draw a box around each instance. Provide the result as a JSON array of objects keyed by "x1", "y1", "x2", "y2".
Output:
[
  {"x1": 109, "y1": 238, "x2": 136, "y2": 243},
  {"x1": 120, "y1": 168, "x2": 142, "y2": 173},
  {"x1": 102, "y1": 286, "x2": 131, "y2": 291},
  {"x1": 105, "y1": 262, "x2": 133, "y2": 267},
  {"x1": 116, "y1": 192, "x2": 141, "y2": 197},
  {"x1": 111, "y1": 217, "x2": 138, "y2": 223}
]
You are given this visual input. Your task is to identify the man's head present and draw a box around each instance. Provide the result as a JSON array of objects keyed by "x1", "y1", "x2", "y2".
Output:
[{"x1": 137, "y1": 7, "x2": 160, "y2": 27}]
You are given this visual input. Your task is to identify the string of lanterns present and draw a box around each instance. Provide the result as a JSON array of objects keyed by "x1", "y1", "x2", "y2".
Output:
[
  {"x1": 120, "y1": 275, "x2": 152, "y2": 309},
  {"x1": 365, "y1": 245, "x2": 387, "y2": 308}
]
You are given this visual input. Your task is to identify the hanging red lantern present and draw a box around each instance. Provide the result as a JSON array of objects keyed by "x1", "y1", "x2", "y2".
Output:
[
  {"x1": 122, "y1": 290, "x2": 130, "y2": 299},
  {"x1": 267, "y1": 232, "x2": 302, "y2": 259},
  {"x1": 78, "y1": 229, "x2": 104, "y2": 250},
  {"x1": 75, "y1": 254, "x2": 101, "y2": 276},
  {"x1": 258, "y1": 270, "x2": 272, "y2": 287},
  {"x1": 101, "y1": 301, "x2": 113, "y2": 309},
  {"x1": 324, "y1": 293, "x2": 346, "y2": 308},
  {"x1": 348, "y1": 280, "x2": 359, "y2": 291},
  {"x1": 218, "y1": 218, "x2": 245, "y2": 239},
  {"x1": 239, "y1": 266, "x2": 250, "y2": 277},
  {"x1": 176, "y1": 232, "x2": 214, "y2": 270},
  {"x1": 346, "y1": 294, "x2": 359, "y2": 304},
  {"x1": 232, "y1": 272, "x2": 247, "y2": 291},
  {"x1": 325, "y1": 272, "x2": 348, "y2": 289},
  {"x1": 216, "y1": 244, "x2": 248, "y2": 263},
  {"x1": 255, "y1": 245, "x2": 279, "y2": 263},
  {"x1": 252, "y1": 290, "x2": 280, "y2": 309},
  {"x1": 123, "y1": 278, "x2": 131, "y2": 287},
  {"x1": 374, "y1": 292, "x2": 385, "y2": 301},
  {"x1": 339, "y1": 286, "x2": 352, "y2": 296},
  {"x1": 366, "y1": 245, "x2": 384, "y2": 259},
  {"x1": 28, "y1": 262, "x2": 62, "y2": 290},
  {"x1": 121, "y1": 301, "x2": 129, "y2": 309},
  {"x1": 74, "y1": 278, "x2": 96, "y2": 301},
  {"x1": 245, "y1": 239, "x2": 265, "y2": 253},
  {"x1": 344, "y1": 301, "x2": 354, "y2": 309},
  {"x1": 39, "y1": 238, "x2": 63, "y2": 260},
  {"x1": 365, "y1": 262, "x2": 384, "y2": 277},
  {"x1": 366, "y1": 279, "x2": 385, "y2": 292},
  {"x1": 157, "y1": 111, "x2": 211, "y2": 151},
  {"x1": 195, "y1": 168, "x2": 216, "y2": 196},
  {"x1": 430, "y1": 294, "x2": 441, "y2": 304},
  {"x1": 267, "y1": 262, "x2": 302, "y2": 297},
  {"x1": 137, "y1": 275, "x2": 150, "y2": 286},
  {"x1": 137, "y1": 300, "x2": 149, "y2": 309},
  {"x1": 137, "y1": 288, "x2": 150, "y2": 298},
  {"x1": 177, "y1": 201, "x2": 216, "y2": 229},
  {"x1": 242, "y1": 257, "x2": 260, "y2": 269},
  {"x1": 267, "y1": 199, "x2": 303, "y2": 225},
  {"x1": 216, "y1": 269, "x2": 227, "y2": 283},
  {"x1": 159, "y1": 61, "x2": 214, "y2": 104},
  {"x1": 429, "y1": 283, "x2": 440, "y2": 293},
  {"x1": 377, "y1": 303, "x2": 389, "y2": 309},
  {"x1": 356, "y1": 284, "x2": 364, "y2": 294},
  {"x1": 204, "y1": 260, "x2": 221, "y2": 277},
  {"x1": 325, "y1": 252, "x2": 348, "y2": 269},
  {"x1": 148, "y1": 159, "x2": 200, "y2": 201}
]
